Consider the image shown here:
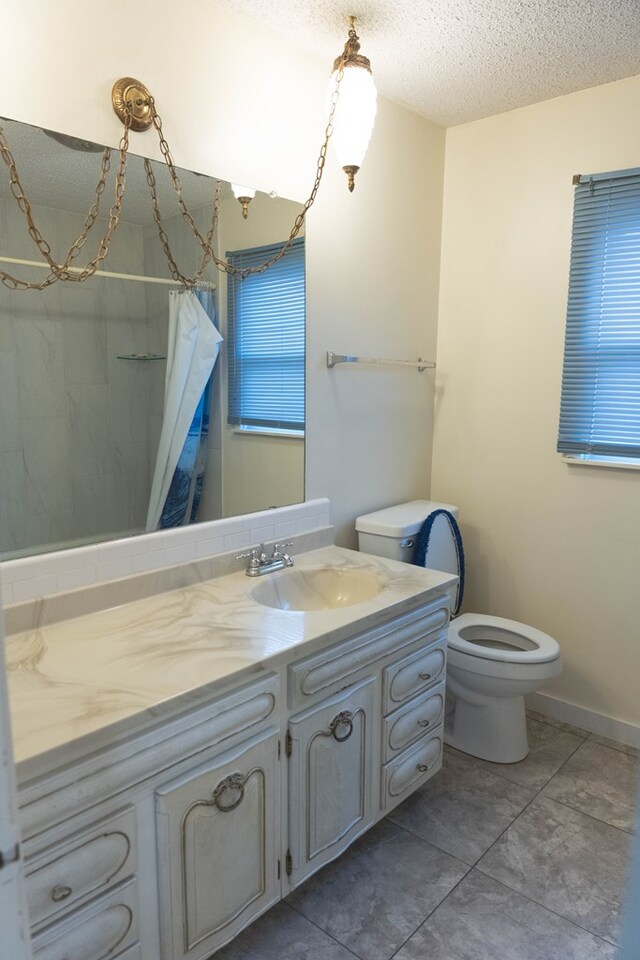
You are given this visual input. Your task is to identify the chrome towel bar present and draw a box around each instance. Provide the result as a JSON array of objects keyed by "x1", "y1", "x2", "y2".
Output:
[{"x1": 326, "y1": 351, "x2": 435, "y2": 372}]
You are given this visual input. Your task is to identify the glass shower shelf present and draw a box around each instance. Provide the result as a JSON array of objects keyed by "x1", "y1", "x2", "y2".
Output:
[{"x1": 116, "y1": 353, "x2": 167, "y2": 361}]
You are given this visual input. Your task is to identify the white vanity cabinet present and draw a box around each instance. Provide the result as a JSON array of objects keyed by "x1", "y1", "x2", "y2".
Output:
[
  {"x1": 155, "y1": 730, "x2": 281, "y2": 960},
  {"x1": 16, "y1": 583, "x2": 453, "y2": 960},
  {"x1": 18, "y1": 672, "x2": 280, "y2": 960},
  {"x1": 287, "y1": 677, "x2": 374, "y2": 887}
]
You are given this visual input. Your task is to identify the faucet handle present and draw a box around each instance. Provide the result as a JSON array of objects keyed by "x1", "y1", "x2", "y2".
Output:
[
  {"x1": 272, "y1": 541, "x2": 294, "y2": 567},
  {"x1": 272, "y1": 541, "x2": 294, "y2": 556},
  {"x1": 236, "y1": 548, "x2": 259, "y2": 561},
  {"x1": 236, "y1": 544, "x2": 267, "y2": 562}
]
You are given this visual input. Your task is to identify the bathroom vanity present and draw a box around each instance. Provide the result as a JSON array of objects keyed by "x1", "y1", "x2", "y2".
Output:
[{"x1": 6, "y1": 544, "x2": 455, "y2": 960}]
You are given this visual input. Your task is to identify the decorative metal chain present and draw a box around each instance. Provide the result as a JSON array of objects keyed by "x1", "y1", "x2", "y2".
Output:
[
  {"x1": 0, "y1": 143, "x2": 113, "y2": 289},
  {"x1": 144, "y1": 59, "x2": 346, "y2": 282},
  {"x1": 0, "y1": 57, "x2": 346, "y2": 289},
  {"x1": 143, "y1": 154, "x2": 220, "y2": 286},
  {"x1": 0, "y1": 113, "x2": 132, "y2": 290}
]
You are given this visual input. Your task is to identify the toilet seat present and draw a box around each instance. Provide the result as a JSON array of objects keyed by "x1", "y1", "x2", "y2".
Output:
[{"x1": 448, "y1": 613, "x2": 560, "y2": 664}]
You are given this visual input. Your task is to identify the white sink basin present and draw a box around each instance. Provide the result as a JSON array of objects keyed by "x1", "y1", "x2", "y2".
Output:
[{"x1": 250, "y1": 566, "x2": 388, "y2": 612}]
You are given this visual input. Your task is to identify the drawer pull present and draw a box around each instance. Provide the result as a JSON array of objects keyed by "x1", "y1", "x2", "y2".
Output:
[
  {"x1": 419, "y1": 672, "x2": 432, "y2": 681},
  {"x1": 417, "y1": 719, "x2": 431, "y2": 728},
  {"x1": 329, "y1": 710, "x2": 354, "y2": 743},
  {"x1": 212, "y1": 772, "x2": 246, "y2": 812},
  {"x1": 51, "y1": 884, "x2": 73, "y2": 902},
  {"x1": 417, "y1": 763, "x2": 430, "y2": 773}
]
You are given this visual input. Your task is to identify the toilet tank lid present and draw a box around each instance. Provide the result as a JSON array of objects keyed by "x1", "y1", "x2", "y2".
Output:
[{"x1": 355, "y1": 500, "x2": 459, "y2": 537}]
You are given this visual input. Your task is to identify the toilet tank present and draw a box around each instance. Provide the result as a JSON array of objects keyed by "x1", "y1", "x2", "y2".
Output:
[{"x1": 355, "y1": 500, "x2": 459, "y2": 566}]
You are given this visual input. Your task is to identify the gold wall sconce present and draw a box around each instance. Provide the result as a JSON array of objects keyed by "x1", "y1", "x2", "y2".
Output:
[{"x1": 231, "y1": 184, "x2": 257, "y2": 219}]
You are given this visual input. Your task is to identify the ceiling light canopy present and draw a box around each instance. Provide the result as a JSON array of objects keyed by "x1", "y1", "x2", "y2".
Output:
[{"x1": 330, "y1": 16, "x2": 377, "y2": 192}]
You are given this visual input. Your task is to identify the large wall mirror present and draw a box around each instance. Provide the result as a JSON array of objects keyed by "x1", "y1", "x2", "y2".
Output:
[{"x1": 0, "y1": 118, "x2": 305, "y2": 560}]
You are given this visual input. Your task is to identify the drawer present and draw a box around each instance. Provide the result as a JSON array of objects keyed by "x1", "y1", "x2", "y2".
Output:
[
  {"x1": 26, "y1": 807, "x2": 136, "y2": 928},
  {"x1": 288, "y1": 596, "x2": 450, "y2": 708},
  {"x1": 32, "y1": 878, "x2": 138, "y2": 960},
  {"x1": 382, "y1": 641, "x2": 446, "y2": 713},
  {"x1": 381, "y1": 729, "x2": 443, "y2": 812},
  {"x1": 382, "y1": 682, "x2": 445, "y2": 761}
]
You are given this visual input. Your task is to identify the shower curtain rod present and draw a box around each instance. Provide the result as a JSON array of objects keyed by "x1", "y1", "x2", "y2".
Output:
[{"x1": 0, "y1": 255, "x2": 217, "y2": 289}]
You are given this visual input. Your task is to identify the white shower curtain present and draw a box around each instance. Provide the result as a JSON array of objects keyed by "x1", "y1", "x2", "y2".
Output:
[{"x1": 146, "y1": 290, "x2": 222, "y2": 532}]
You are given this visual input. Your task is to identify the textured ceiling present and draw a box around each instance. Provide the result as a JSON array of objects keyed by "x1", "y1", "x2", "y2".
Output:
[{"x1": 213, "y1": 0, "x2": 640, "y2": 126}]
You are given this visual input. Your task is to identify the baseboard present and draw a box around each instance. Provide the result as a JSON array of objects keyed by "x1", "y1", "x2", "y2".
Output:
[{"x1": 526, "y1": 692, "x2": 640, "y2": 749}]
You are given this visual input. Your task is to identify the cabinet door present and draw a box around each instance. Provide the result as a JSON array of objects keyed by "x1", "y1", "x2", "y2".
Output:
[
  {"x1": 155, "y1": 731, "x2": 280, "y2": 960},
  {"x1": 288, "y1": 677, "x2": 374, "y2": 887}
]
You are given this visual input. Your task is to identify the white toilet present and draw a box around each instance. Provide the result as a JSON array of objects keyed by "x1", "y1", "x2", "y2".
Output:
[{"x1": 355, "y1": 500, "x2": 562, "y2": 763}]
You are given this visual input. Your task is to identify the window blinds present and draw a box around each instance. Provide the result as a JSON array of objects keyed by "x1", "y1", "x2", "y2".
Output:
[
  {"x1": 227, "y1": 238, "x2": 305, "y2": 431},
  {"x1": 558, "y1": 169, "x2": 640, "y2": 458}
]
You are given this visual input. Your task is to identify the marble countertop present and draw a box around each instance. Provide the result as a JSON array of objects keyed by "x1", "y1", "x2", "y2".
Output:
[{"x1": 6, "y1": 545, "x2": 455, "y2": 783}]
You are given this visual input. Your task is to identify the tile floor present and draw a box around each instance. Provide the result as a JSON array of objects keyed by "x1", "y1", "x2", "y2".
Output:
[{"x1": 216, "y1": 712, "x2": 638, "y2": 960}]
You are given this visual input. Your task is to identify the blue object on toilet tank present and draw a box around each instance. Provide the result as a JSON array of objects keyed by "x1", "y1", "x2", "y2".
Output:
[{"x1": 413, "y1": 509, "x2": 465, "y2": 616}]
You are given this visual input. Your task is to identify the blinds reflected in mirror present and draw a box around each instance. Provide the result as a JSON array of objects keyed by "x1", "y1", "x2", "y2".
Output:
[{"x1": 227, "y1": 238, "x2": 305, "y2": 432}]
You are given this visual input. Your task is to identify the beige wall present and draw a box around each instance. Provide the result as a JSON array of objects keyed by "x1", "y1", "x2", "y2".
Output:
[
  {"x1": 433, "y1": 75, "x2": 640, "y2": 727},
  {"x1": 306, "y1": 96, "x2": 445, "y2": 542},
  {"x1": 0, "y1": 0, "x2": 445, "y2": 547}
]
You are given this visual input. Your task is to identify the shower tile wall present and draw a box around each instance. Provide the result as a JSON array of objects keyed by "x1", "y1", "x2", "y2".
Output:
[{"x1": 0, "y1": 198, "x2": 152, "y2": 556}]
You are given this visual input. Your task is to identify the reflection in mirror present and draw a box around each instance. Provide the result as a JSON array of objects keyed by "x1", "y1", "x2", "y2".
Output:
[{"x1": 0, "y1": 118, "x2": 305, "y2": 560}]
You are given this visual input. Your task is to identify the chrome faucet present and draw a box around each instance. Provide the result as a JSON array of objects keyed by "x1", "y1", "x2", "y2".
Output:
[{"x1": 237, "y1": 542, "x2": 294, "y2": 577}]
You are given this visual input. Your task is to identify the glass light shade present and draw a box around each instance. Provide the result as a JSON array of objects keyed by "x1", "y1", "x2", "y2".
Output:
[
  {"x1": 231, "y1": 183, "x2": 256, "y2": 200},
  {"x1": 329, "y1": 63, "x2": 377, "y2": 171}
]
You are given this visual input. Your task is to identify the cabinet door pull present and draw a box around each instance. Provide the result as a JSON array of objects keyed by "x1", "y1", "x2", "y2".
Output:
[
  {"x1": 417, "y1": 719, "x2": 431, "y2": 728},
  {"x1": 419, "y1": 672, "x2": 432, "y2": 681},
  {"x1": 51, "y1": 884, "x2": 72, "y2": 902},
  {"x1": 212, "y1": 772, "x2": 246, "y2": 812},
  {"x1": 329, "y1": 710, "x2": 354, "y2": 743},
  {"x1": 417, "y1": 763, "x2": 429, "y2": 773}
]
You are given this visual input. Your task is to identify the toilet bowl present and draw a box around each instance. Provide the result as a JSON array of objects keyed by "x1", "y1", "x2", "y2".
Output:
[
  {"x1": 446, "y1": 613, "x2": 561, "y2": 762},
  {"x1": 355, "y1": 500, "x2": 562, "y2": 764}
]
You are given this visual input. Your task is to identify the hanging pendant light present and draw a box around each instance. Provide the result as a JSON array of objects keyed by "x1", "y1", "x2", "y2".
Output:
[{"x1": 329, "y1": 16, "x2": 377, "y2": 192}]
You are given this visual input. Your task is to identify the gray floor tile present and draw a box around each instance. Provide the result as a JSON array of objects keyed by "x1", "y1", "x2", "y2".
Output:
[
  {"x1": 389, "y1": 749, "x2": 535, "y2": 864},
  {"x1": 590, "y1": 733, "x2": 640, "y2": 760},
  {"x1": 542, "y1": 739, "x2": 639, "y2": 832},
  {"x1": 455, "y1": 717, "x2": 584, "y2": 791},
  {"x1": 478, "y1": 796, "x2": 631, "y2": 944},
  {"x1": 286, "y1": 819, "x2": 468, "y2": 960},
  {"x1": 213, "y1": 902, "x2": 358, "y2": 960},
  {"x1": 393, "y1": 870, "x2": 619, "y2": 960},
  {"x1": 526, "y1": 708, "x2": 591, "y2": 739}
]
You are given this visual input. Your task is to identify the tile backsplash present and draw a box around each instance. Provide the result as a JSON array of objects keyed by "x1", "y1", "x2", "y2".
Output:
[{"x1": 0, "y1": 499, "x2": 330, "y2": 606}]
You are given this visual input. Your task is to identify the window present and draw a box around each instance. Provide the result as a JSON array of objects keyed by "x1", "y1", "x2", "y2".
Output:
[
  {"x1": 226, "y1": 238, "x2": 305, "y2": 434},
  {"x1": 558, "y1": 168, "x2": 640, "y2": 464}
]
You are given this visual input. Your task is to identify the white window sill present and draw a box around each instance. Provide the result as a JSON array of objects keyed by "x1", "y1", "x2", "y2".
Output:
[
  {"x1": 562, "y1": 455, "x2": 640, "y2": 472},
  {"x1": 233, "y1": 426, "x2": 305, "y2": 440}
]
